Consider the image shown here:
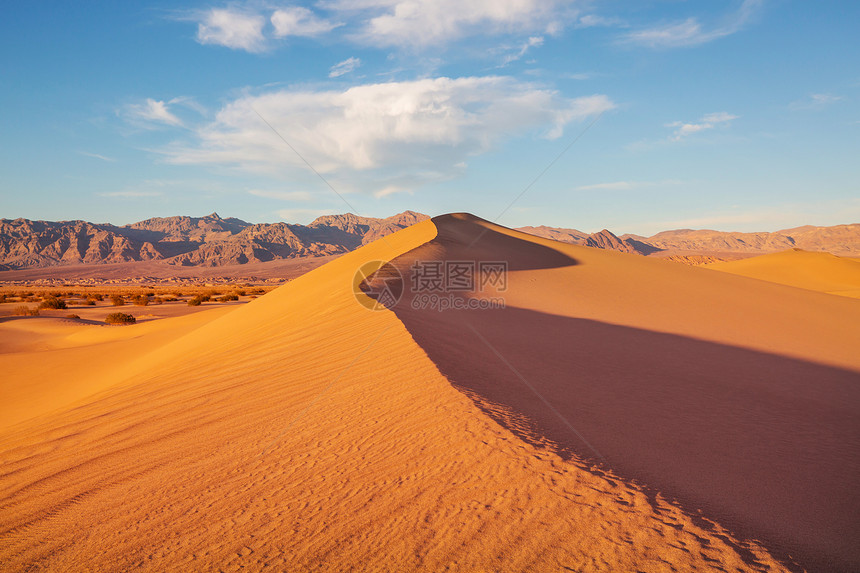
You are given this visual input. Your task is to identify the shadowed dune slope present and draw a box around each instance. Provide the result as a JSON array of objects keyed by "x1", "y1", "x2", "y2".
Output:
[
  {"x1": 0, "y1": 219, "x2": 792, "y2": 572},
  {"x1": 707, "y1": 248, "x2": 860, "y2": 298},
  {"x1": 387, "y1": 214, "x2": 860, "y2": 573}
]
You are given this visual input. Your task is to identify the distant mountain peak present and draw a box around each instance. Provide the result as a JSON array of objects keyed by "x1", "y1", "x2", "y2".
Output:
[
  {"x1": 517, "y1": 222, "x2": 859, "y2": 258},
  {"x1": 0, "y1": 211, "x2": 429, "y2": 270}
]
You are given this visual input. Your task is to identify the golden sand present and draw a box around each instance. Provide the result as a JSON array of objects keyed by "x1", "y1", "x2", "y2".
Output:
[{"x1": 2, "y1": 215, "x2": 857, "y2": 571}]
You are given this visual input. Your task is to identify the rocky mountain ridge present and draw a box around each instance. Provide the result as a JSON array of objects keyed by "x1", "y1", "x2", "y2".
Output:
[
  {"x1": 2, "y1": 212, "x2": 857, "y2": 270},
  {"x1": 519, "y1": 223, "x2": 860, "y2": 258},
  {"x1": 0, "y1": 211, "x2": 428, "y2": 270}
]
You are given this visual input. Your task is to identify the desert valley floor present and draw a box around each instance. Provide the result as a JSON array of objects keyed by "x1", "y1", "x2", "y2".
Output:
[{"x1": 1, "y1": 214, "x2": 859, "y2": 572}]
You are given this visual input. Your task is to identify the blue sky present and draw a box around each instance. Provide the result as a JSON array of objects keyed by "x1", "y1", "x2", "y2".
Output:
[{"x1": 1, "y1": 1, "x2": 858, "y2": 234}]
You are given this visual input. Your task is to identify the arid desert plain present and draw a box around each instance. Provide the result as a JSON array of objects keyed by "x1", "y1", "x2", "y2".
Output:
[{"x1": 1, "y1": 213, "x2": 859, "y2": 572}]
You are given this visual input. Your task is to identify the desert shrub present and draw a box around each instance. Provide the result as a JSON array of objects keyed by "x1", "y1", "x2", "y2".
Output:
[
  {"x1": 66, "y1": 314, "x2": 80, "y2": 319},
  {"x1": 110, "y1": 295, "x2": 125, "y2": 306},
  {"x1": 81, "y1": 299, "x2": 96, "y2": 305},
  {"x1": 152, "y1": 296, "x2": 163, "y2": 305},
  {"x1": 90, "y1": 293, "x2": 104, "y2": 301},
  {"x1": 38, "y1": 297, "x2": 67, "y2": 310},
  {"x1": 24, "y1": 296, "x2": 39, "y2": 302},
  {"x1": 187, "y1": 296, "x2": 203, "y2": 306},
  {"x1": 235, "y1": 290, "x2": 246, "y2": 296},
  {"x1": 217, "y1": 293, "x2": 239, "y2": 302},
  {"x1": 13, "y1": 306, "x2": 39, "y2": 316},
  {"x1": 161, "y1": 296, "x2": 178, "y2": 302},
  {"x1": 0, "y1": 294, "x2": 7, "y2": 303},
  {"x1": 132, "y1": 294, "x2": 150, "y2": 306},
  {"x1": 104, "y1": 312, "x2": 136, "y2": 325}
]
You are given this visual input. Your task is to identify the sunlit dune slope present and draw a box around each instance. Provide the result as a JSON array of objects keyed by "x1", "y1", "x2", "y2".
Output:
[
  {"x1": 0, "y1": 218, "x2": 789, "y2": 572},
  {"x1": 387, "y1": 214, "x2": 860, "y2": 573},
  {"x1": 707, "y1": 248, "x2": 860, "y2": 298},
  {"x1": 0, "y1": 308, "x2": 237, "y2": 429}
]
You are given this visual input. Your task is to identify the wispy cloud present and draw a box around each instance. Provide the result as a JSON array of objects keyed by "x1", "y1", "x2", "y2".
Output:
[
  {"x1": 790, "y1": 93, "x2": 844, "y2": 110},
  {"x1": 126, "y1": 98, "x2": 184, "y2": 127},
  {"x1": 576, "y1": 14, "x2": 623, "y2": 28},
  {"x1": 329, "y1": 57, "x2": 361, "y2": 78},
  {"x1": 500, "y1": 36, "x2": 544, "y2": 66},
  {"x1": 168, "y1": 96, "x2": 208, "y2": 116},
  {"x1": 373, "y1": 185, "x2": 410, "y2": 198},
  {"x1": 248, "y1": 189, "x2": 313, "y2": 201},
  {"x1": 188, "y1": 1, "x2": 578, "y2": 53},
  {"x1": 162, "y1": 77, "x2": 614, "y2": 194},
  {"x1": 196, "y1": 8, "x2": 267, "y2": 52},
  {"x1": 344, "y1": 0, "x2": 577, "y2": 48},
  {"x1": 667, "y1": 111, "x2": 738, "y2": 141},
  {"x1": 623, "y1": 0, "x2": 762, "y2": 48},
  {"x1": 79, "y1": 151, "x2": 115, "y2": 162},
  {"x1": 271, "y1": 7, "x2": 340, "y2": 38}
]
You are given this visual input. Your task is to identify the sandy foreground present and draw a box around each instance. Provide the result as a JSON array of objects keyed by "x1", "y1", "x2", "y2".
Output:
[{"x1": 1, "y1": 214, "x2": 858, "y2": 572}]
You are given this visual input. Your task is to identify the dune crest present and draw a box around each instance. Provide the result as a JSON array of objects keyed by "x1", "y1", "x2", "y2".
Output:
[
  {"x1": 385, "y1": 214, "x2": 860, "y2": 572},
  {"x1": 2, "y1": 215, "x2": 847, "y2": 571}
]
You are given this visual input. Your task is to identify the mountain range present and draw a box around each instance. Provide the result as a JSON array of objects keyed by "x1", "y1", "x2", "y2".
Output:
[
  {"x1": 0, "y1": 211, "x2": 427, "y2": 270},
  {"x1": 1, "y1": 211, "x2": 857, "y2": 270}
]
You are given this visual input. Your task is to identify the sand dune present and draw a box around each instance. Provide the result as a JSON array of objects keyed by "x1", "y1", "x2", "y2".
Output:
[
  {"x1": 707, "y1": 248, "x2": 860, "y2": 298},
  {"x1": 0, "y1": 308, "x2": 238, "y2": 430},
  {"x1": 1, "y1": 214, "x2": 856, "y2": 571},
  {"x1": 385, "y1": 215, "x2": 860, "y2": 571}
]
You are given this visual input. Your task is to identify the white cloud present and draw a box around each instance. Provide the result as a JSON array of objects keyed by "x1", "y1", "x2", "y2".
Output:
[
  {"x1": 329, "y1": 57, "x2": 361, "y2": 78},
  {"x1": 623, "y1": 0, "x2": 762, "y2": 48},
  {"x1": 667, "y1": 112, "x2": 737, "y2": 141},
  {"x1": 248, "y1": 189, "x2": 313, "y2": 201},
  {"x1": 576, "y1": 14, "x2": 622, "y2": 28},
  {"x1": 334, "y1": 0, "x2": 578, "y2": 48},
  {"x1": 163, "y1": 77, "x2": 614, "y2": 194},
  {"x1": 501, "y1": 36, "x2": 544, "y2": 66},
  {"x1": 126, "y1": 98, "x2": 184, "y2": 127},
  {"x1": 196, "y1": 8, "x2": 267, "y2": 52},
  {"x1": 271, "y1": 7, "x2": 340, "y2": 37},
  {"x1": 168, "y1": 96, "x2": 208, "y2": 116},
  {"x1": 625, "y1": 18, "x2": 704, "y2": 48},
  {"x1": 700, "y1": 111, "x2": 738, "y2": 123},
  {"x1": 811, "y1": 94, "x2": 842, "y2": 105},
  {"x1": 373, "y1": 185, "x2": 409, "y2": 198},
  {"x1": 80, "y1": 151, "x2": 115, "y2": 162},
  {"x1": 790, "y1": 93, "x2": 844, "y2": 110},
  {"x1": 187, "y1": 1, "x2": 580, "y2": 53}
]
